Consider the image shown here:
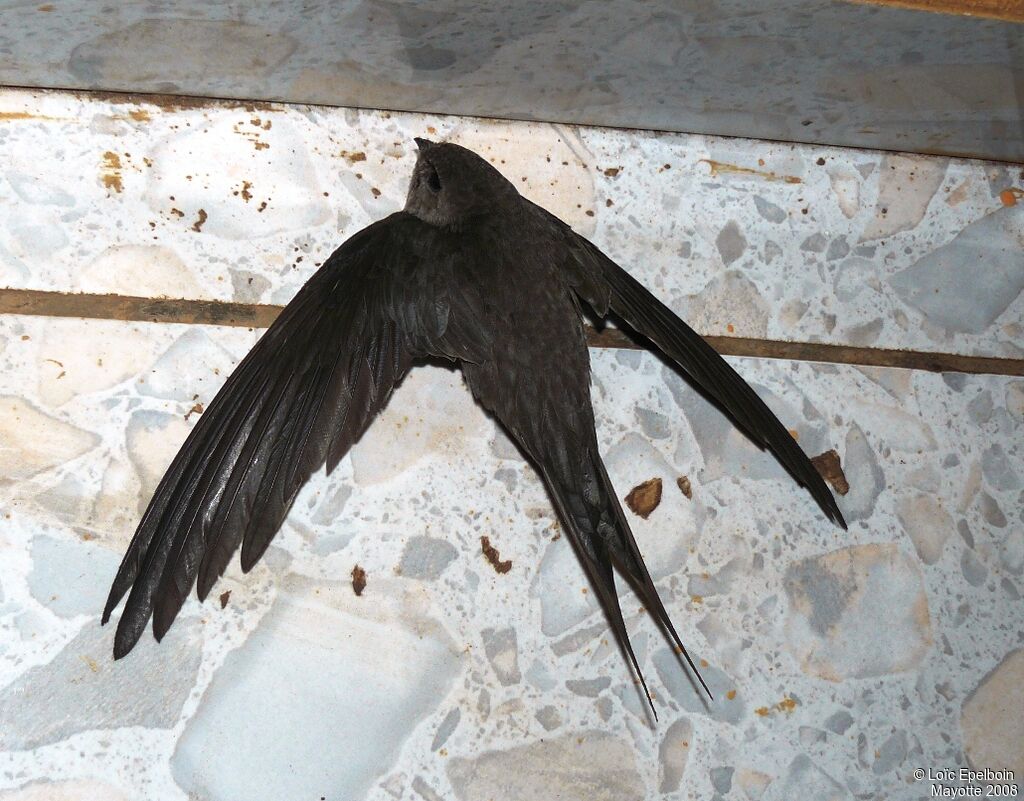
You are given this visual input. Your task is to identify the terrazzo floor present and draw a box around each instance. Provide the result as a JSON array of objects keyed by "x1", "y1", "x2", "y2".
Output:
[{"x1": 0, "y1": 88, "x2": 1021, "y2": 801}]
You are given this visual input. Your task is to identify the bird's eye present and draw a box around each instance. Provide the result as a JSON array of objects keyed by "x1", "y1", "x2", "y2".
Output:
[{"x1": 426, "y1": 165, "x2": 442, "y2": 194}]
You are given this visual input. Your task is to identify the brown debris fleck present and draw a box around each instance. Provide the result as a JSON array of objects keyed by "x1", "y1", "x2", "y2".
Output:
[
  {"x1": 191, "y1": 208, "x2": 208, "y2": 232},
  {"x1": 699, "y1": 158, "x2": 801, "y2": 184},
  {"x1": 811, "y1": 449, "x2": 850, "y2": 495},
  {"x1": 101, "y1": 151, "x2": 123, "y2": 193},
  {"x1": 480, "y1": 536, "x2": 512, "y2": 574},
  {"x1": 676, "y1": 475, "x2": 692, "y2": 499},
  {"x1": 240, "y1": 180, "x2": 253, "y2": 202},
  {"x1": 184, "y1": 402, "x2": 204, "y2": 420},
  {"x1": 339, "y1": 150, "x2": 367, "y2": 163},
  {"x1": 351, "y1": 564, "x2": 367, "y2": 596},
  {"x1": 128, "y1": 109, "x2": 150, "y2": 122},
  {"x1": 219, "y1": 590, "x2": 231, "y2": 609},
  {"x1": 603, "y1": 167, "x2": 620, "y2": 177},
  {"x1": 625, "y1": 477, "x2": 663, "y2": 519}
]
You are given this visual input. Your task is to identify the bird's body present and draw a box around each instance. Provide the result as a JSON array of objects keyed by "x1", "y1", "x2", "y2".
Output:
[{"x1": 104, "y1": 139, "x2": 845, "y2": 712}]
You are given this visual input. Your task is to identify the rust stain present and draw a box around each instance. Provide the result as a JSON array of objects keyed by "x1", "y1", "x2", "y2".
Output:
[
  {"x1": 676, "y1": 475, "x2": 692, "y2": 499},
  {"x1": 0, "y1": 111, "x2": 68, "y2": 122},
  {"x1": 811, "y1": 449, "x2": 850, "y2": 495},
  {"x1": 253, "y1": 141, "x2": 269, "y2": 151},
  {"x1": 80, "y1": 655, "x2": 100, "y2": 673},
  {"x1": 128, "y1": 109, "x2": 150, "y2": 122},
  {"x1": 848, "y1": 0, "x2": 1024, "y2": 22},
  {"x1": 625, "y1": 477, "x2": 663, "y2": 518},
  {"x1": 101, "y1": 151, "x2": 123, "y2": 193},
  {"x1": 191, "y1": 208, "x2": 208, "y2": 232},
  {"x1": 351, "y1": 564, "x2": 367, "y2": 596},
  {"x1": 756, "y1": 696, "x2": 800, "y2": 717},
  {"x1": 480, "y1": 536, "x2": 512, "y2": 574},
  {"x1": 184, "y1": 401, "x2": 204, "y2": 420},
  {"x1": 726, "y1": 689, "x2": 737, "y2": 700},
  {"x1": 999, "y1": 188, "x2": 1023, "y2": 206},
  {"x1": 699, "y1": 159, "x2": 802, "y2": 184},
  {"x1": 37, "y1": 3, "x2": 55, "y2": 9}
]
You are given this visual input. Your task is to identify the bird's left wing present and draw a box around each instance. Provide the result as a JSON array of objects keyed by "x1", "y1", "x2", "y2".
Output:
[
  {"x1": 103, "y1": 212, "x2": 482, "y2": 658},
  {"x1": 528, "y1": 203, "x2": 846, "y2": 530}
]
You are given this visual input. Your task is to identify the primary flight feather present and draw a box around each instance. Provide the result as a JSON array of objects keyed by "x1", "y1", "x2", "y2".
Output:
[{"x1": 104, "y1": 138, "x2": 846, "y2": 713}]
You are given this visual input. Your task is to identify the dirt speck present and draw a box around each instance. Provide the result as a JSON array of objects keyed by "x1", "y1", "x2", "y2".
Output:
[
  {"x1": 184, "y1": 402, "x2": 204, "y2": 420},
  {"x1": 351, "y1": 564, "x2": 367, "y2": 596},
  {"x1": 219, "y1": 590, "x2": 231, "y2": 609},
  {"x1": 371, "y1": 187, "x2": 381, "y2": 197},
  {"x1": 191, "y1": 208, "x2": 208, "y2": 232},
  {"x1": 811, "y1": 449, "x2": 849, "y2": 495},
  {"x1": 625, "y1": 477, "x2": 663, "y2": 519},
  {"x1": 480, "y1": 536, "x2": 512, "y2": 574},
  {"x1": 603, "y1": 166, "x2": 620, "y2": 177},
  {"x1": 240, "y1": 180, "x2": 253, "y2": 202},
  {"x1": 170, "y1": 208, "x2": 184, "y2": 218},
  {"x1": 339, "y1": 150, "x2": 367, "y2": 163},
  {"x1": 101, "y1": 151, "x2": 123, "y2": 193},
  {"x1": 676, "y1": 475, "x2": 692, "y2": 499}
]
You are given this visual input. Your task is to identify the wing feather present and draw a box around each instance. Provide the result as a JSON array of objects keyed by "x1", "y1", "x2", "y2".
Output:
[
  {"x1": 104, "y1": 212, "x2": 466, "y2": 657},
  {"x1": 547, "y1": 212, "x2": 846, "y2": 529}
]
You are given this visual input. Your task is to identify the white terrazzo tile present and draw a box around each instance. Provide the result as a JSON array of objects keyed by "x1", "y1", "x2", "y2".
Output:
[
  {"x1": 0, "y1": 314, "x2": 1021, "y2": 799},
  {"x1": 2, "y1": 88, "x2": 1022, "y2": 358}
]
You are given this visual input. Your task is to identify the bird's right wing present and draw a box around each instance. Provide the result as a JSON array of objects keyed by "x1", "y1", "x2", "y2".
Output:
[
  {"x1": 103, "y1": 212, "x2": 485, "y2": 659},
  {"x1": 550, "y1": 217, "x2": 846, "y2": 530}
]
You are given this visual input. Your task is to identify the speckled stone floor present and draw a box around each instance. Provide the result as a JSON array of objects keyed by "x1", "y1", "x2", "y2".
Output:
[{"x1": 0, "y1": 88, "x2": 1021, "y2": 801}]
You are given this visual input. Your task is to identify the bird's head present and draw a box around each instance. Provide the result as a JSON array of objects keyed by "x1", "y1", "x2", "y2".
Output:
[{"x1": 404, "y1": 138, "x2": 518, "y2": 228}]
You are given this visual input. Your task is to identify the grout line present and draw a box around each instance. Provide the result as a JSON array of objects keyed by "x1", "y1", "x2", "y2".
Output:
[{"x1": 3, "y1": 288, "x2": 1022, "y2": 377}]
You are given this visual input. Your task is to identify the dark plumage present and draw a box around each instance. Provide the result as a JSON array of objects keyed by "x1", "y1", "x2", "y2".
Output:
[{"x1": 104, "y1": 139, "x2": 845, "y2": 713}]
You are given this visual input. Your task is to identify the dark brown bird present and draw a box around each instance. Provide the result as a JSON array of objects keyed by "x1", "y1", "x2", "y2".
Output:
[{"x1": 103, "y1": 139, "x2": 845, "y2": 713}]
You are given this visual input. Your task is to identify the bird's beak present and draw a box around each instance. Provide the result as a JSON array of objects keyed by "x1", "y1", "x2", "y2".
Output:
[{"x1": 414, "y1": 137, "x2": 436, "y2": 151}]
